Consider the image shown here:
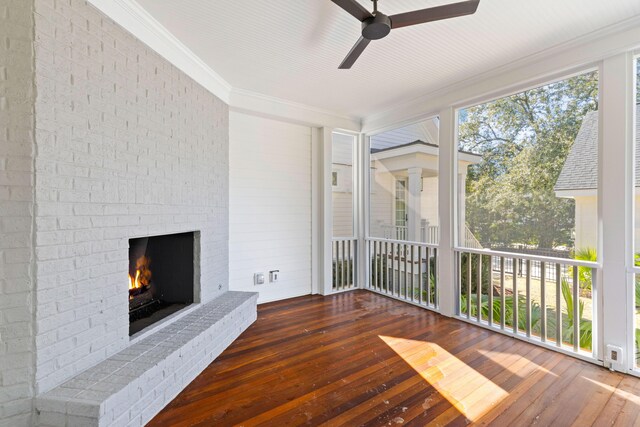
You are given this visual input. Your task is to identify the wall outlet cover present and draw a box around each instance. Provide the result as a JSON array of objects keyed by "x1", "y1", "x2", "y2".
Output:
[
  {"x1": 605, "y1": 344, "x2": 624, "y2": 365},
  {"x1": 254, "y1": 273, "x2": 265, "y2": 285}
]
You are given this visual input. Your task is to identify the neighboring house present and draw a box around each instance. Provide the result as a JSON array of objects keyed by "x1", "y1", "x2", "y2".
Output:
[
  {"x1": 554, "y1": 108, "x2": 640, "y2": 250},
  {"x1": 332, "y1": 133, "x2": 357, "y2": 238},
  {"x1": 332, "y1": 120, "x2": 482, "y2": 246}
]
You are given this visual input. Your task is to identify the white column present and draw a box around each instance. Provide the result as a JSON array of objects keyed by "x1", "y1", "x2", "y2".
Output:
[
  {"x1": 358, "y1": 134, "x2": 368, "y2": 289},
  {"x1": 311, "y1": 128, "x2": 320, "y2": 295},
  {"x1": 438, "y1": 108, "x2": 457, "y2": 317},
  {"x1": 319, "y1": 127, "x2": 334, "y2": 295},
  {"x1": 407, "y1": 167, "x2": 422, "y2": 242},
  {"x1": 599, "y1": 53, "x2": 634, "y2": 369},
  {"x1": 458, "y1": 172, "x2": 467, "y2": 246}
]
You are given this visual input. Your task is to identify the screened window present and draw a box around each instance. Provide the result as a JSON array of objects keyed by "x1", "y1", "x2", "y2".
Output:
[
  {"x1": 456, "y1": 71, "x2": 599, "y2": 351},
  {"x1": 633, "y1": 57, "x2": 640, "y2": 370},
  {"x1": 368, "y1": 117, "x2": 440, "y2": 244}
]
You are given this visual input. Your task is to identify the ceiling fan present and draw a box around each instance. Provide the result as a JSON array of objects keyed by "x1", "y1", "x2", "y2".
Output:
[{"x1": 331, "y1": 0, "x2": 480, "y2": 69}]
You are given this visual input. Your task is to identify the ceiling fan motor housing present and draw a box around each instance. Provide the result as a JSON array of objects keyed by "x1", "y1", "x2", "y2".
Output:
[{"x1": 362, "y1": 14, "x2": 391, "y2": 40}]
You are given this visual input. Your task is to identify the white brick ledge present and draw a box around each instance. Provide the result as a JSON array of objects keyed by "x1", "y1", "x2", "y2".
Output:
[{"x1": 35, "y1": 291, "x2": 258, "y2": 427}]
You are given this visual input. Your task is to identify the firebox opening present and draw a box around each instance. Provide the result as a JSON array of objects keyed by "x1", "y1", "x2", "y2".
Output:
[{"x1": 129, "y1": 232, "x2": 195, "y2": 336}]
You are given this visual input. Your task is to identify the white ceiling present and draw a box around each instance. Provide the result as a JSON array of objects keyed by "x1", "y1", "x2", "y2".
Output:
[
  {"x1": 135, "y1": 0, "x2": 640, "y2": 118},
  {"x1": 372, "y1": 118, "x2": 439, "y2": 150}
]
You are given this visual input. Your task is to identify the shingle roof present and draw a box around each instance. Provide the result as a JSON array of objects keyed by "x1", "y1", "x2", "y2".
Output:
[{"x1": 554, "y1": 108, "x2": 640, "y2": 192}]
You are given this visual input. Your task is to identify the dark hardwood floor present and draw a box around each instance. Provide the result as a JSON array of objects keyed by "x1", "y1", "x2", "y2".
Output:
[{"x1": 148, "y1": 291, "x2": 640, "y2": 426}]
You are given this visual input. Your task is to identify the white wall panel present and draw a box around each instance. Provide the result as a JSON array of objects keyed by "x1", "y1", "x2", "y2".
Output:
[{"x1": 229, "y1": 112, "x2": 312, "y2": 303}]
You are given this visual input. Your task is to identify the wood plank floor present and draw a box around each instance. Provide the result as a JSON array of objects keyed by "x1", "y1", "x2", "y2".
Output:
[{"x1": 148, "y1": 291, "x2": 640, "y2": 426}]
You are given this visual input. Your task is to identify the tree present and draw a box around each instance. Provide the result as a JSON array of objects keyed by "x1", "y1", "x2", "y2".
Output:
[{"x1": 459, "y1": 72, "x2": 599, "y2": 249}]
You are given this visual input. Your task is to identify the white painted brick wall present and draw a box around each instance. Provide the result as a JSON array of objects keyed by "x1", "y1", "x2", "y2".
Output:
[
  {"x1": 0, "y1": 0, "x2": 36, "y2": 426},
  {"x1": 31, "y1": 0, "x2": 230, "y2": 395}
]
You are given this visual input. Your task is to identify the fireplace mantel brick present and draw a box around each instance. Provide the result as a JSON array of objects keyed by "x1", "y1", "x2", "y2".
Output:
[{"x1": 36, "y1": 291, "x2": 258, "y2": 427}]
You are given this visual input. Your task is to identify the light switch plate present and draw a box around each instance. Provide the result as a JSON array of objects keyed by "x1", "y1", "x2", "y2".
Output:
[{"x1": 269, "y1": 270, "x2": 279, "y2": 283}]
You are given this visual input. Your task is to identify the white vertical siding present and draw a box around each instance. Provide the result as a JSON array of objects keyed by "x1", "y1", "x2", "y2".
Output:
[
  {"x1": 421, "y1": 177, "x2": 439, "y2": 226},
  {"x1": 331, "y1": 134, "x2": 355, "y2": 237},
  {"x1": 229, "y1": 112, "x2": 312, "y2": 303},
  {"x1": 332, "y1": 190, "x2": 354, "y2": 237},
  {"x1": 370, "y1": 162, "x2": 394, "y2": 238},
  {"x1": 574, "y1": 196, "x2": 598, "y2": 250}
]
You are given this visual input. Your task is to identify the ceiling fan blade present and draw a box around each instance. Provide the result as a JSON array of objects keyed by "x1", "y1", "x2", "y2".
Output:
[
  {"x1": 339, "y1": 36, "x2": 371, "y2": 69},
  {"x1": 390, "y1": 0, "x2": 479, "y2": 29},
  {"x1": 331, "y1": 0, "x2": 373, "y2": 22}
]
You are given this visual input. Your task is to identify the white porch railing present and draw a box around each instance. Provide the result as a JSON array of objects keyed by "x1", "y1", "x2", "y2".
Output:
[
  {"x1": 463, "y1": 225, "x2": 483, "y2": 249},
  {"x1": 332, "y1": 238, "x2": 357, "y2": 291},
  {"x1": 420, "y1": 225, "x2": 439, "y2": 246},
  {"x1": 454, "y1": 247, "x2": 599, "y2": 360},
  {"x1": 381, "y1": 223, "x2": 482, "y2": 248},
  {"x1": 367, "y1": 238, "x2": 438, "y2": 310},
  {"x1": 631, "y1": 267, "x2": 640, "y2": 372},
  {"x1": 381, "y1": 225, "x2": 409, "y2": 241}
]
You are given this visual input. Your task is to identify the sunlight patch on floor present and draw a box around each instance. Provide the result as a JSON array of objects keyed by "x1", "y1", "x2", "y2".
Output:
[{"x1": 379, "y1": 335, "x2": 508, "y2": 422}]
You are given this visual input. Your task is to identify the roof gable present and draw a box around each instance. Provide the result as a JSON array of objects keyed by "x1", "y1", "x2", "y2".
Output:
[{"x1": 554, "y1": 108, "x2": 640, "y2": 192}]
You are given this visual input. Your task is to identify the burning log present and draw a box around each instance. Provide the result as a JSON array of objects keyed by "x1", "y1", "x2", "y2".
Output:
[{"x1": 128, "y1": 255, "x2": 152, "y2": 298}]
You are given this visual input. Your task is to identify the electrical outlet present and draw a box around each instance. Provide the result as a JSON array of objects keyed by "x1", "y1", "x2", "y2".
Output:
[
  {"x1": 269, "y1": 270, "x2": 279, "y2": 283},
  {"x1": 605, "y1": 344, "x2": 624, "y2": 365},
  {"x1": 254, "y1": 272, "x2": 265, "y2": 285}
]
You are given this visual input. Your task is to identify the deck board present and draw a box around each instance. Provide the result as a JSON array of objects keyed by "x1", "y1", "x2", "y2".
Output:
[{"x1": 149, "y1": 291, "x2": 639, "y2": 426}]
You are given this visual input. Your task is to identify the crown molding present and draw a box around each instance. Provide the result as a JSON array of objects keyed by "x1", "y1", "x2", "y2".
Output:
[
  {"x1": 362, "y1": 14, "x2": 640, "y2": 134},
  {"x1": 86, "y1": 0, "x2": 362, "y2": 130},
  {"x1": 87, "y1": 0, "x2": 232, "y2": 104},
  {"x1": 229, "y1": 88, "x2": 361, "y2": 131},
  {"x1": 87, "y1": 0, "x2": 640, "y2": 134}
]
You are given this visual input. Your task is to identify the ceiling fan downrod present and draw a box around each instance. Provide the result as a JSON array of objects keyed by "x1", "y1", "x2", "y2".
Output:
[{"x1": 362, "y1": 0, "x2": 391, "y2": 41}]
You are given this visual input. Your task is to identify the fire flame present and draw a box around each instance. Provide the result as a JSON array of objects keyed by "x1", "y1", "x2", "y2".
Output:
[
  {"x1": 128, "y1": 255, "x2": 152, "y2": 291},
  {"x1": 129, "y1": 270, "x2": 141, "y2": 290}
]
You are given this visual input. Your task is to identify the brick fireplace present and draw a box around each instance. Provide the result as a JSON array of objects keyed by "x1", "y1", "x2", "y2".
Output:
[{"x1": 0, "y1": 1, "x2": 256, "y2": 425}]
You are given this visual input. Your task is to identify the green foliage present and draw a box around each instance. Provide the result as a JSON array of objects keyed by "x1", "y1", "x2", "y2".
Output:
[
  {"x1": 333, "y1": 259, "x2": 353, "y2": 287},
  {"x1": 462, "y1": 293, "x2": 541, "y2": 332},
  {"x1": 371, "y1": 252, "x2": 437, "y2": 303},
  {"x1": 461, "y1": 278, "x2": 593, "y2": 351},
  {"x1": 636, "y1": 328, "x2": 640, "y2": 367},
  {"x1": 414, "y1": 269, "x2": 437, "y2": 303},
  {"x1": 370, "y1": 253, "x2": 390, "y2": 292},
  {"x1": 459, "y1": 72, "x2": 599, "y2": 249},
  {"x1": 459, "y1": 253, "x2": 492, "y2": 295},
  {"x1": 560, "y1": 278, "x2": 592, "y2": 349},
  {"x1": 570, "y1": 247, "x2": 597, "y2": 290}
]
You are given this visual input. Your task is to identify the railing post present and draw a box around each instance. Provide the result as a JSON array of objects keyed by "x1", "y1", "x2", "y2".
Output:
[
  {"x1": 407, "y1": 167, "x2": 423, "y2": 242},
  {"x1": 437, "y1": 107, "x2": 457, "y2": 316}
]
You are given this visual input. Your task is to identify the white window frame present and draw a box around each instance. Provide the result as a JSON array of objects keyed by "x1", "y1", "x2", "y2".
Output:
[
  {"x1": 629, "y1": 53, "x2": 640, "y2": 376},
  {"x1": 352, "y1": 32, "x2": 640, "y2": 371}
]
